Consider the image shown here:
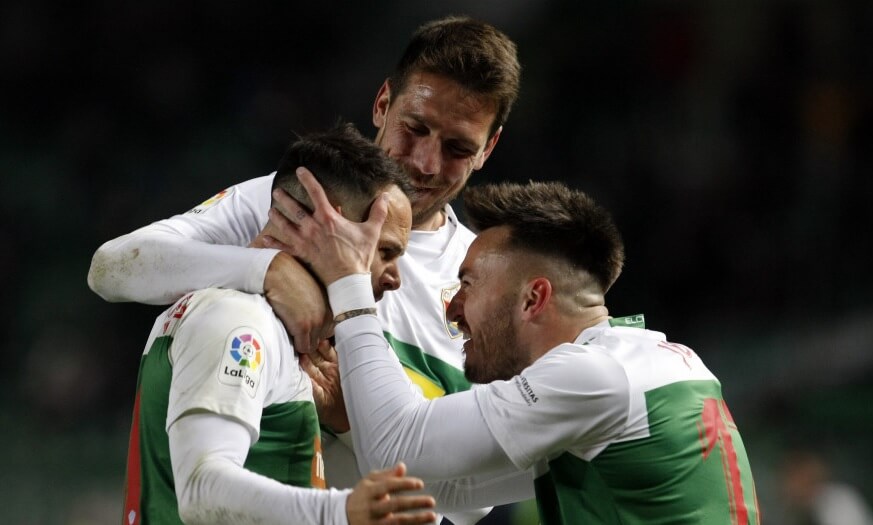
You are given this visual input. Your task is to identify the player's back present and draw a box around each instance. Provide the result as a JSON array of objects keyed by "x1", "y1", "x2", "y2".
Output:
[{"x1": 539, "y1": 323, "x2": 759, "y2": 524}]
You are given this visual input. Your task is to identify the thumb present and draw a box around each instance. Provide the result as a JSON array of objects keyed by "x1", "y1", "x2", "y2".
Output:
[{"x1": 366, "y1": 193, "x2": 390, "y2": 230}]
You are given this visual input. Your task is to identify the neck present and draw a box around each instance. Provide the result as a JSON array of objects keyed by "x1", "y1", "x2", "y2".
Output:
[
  {"x1": 525, "y1": 305, "x2": 611, "y2": 362},
  {"x1": 413, "y1": 209, "x2": 446, "y2": 231}
]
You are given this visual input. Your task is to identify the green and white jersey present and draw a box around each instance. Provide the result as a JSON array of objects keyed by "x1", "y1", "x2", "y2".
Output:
[
  {"x1": 377, "y1": 204, "x2": 475, "y2": 399},
  {"x1": 478, "y1": 319, "x2": 760, "y2": 524},
  {"x1": 123, "y1": 288, "x2": 324, "y2": 525}
]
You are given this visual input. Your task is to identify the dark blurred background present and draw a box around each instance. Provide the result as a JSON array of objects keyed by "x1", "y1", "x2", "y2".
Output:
[{"x1": 3, "y1": 1, "x2": 872, "y2": 523}]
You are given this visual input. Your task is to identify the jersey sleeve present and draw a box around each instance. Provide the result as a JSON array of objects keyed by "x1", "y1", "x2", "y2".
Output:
[
  {"x1": 87, "y1": 174, "x2": 278, "y2": 305},
  {"x1": 477, "y1": 344, "x2": 631, "y2": 470},
  {"x1": 169, "y1": 412, "x2": 350, "y2": 524},
  {"x1": 166, "y1": 290, "x2": 275, "y2": 441}
]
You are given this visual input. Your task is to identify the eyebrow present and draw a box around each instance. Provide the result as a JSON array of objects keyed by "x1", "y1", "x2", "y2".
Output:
[{"x1": 381, "y1": 241, "x2": 405, "y2": 258}]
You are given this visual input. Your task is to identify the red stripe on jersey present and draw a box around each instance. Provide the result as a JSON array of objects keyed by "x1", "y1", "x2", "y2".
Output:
[
  {"x1": 122, "y1": 390, "x2": 142, "y2": 525},
  {"x1": 700, "y1": 398, "x2": 750, "y2": 525}
]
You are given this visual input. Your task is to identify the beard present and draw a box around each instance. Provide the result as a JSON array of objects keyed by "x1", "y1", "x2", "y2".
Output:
[
  {"x1": 464, "y1": 298, "x2": 528, "y2": 384},
  {"x1": 403, "y1": 166, "x2": 466, "y2": 228}
]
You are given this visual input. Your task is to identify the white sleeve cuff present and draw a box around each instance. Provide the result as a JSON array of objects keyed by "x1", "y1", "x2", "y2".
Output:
[
  {"x1": 248, "y1": 248, "x2": 282, "y2": 295},
  {"x1": 326, "y1": 273, "x2": 375, "y2": 316}
]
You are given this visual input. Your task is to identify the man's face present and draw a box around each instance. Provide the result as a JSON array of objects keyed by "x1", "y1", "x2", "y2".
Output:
[
  {"x1": 447, "y1": 227, "x2": 530, "y2": 383},
  {"x1": 373, "y1": 72, "x2": 501, "y2": 230},
  {"x1": 369, "y1": 184, "x2": 412, "y2": 301}
]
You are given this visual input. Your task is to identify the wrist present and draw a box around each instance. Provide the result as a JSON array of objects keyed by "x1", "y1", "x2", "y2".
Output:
[{"x1": 327, "y1": 274, "x2": 375, "y2": 318}]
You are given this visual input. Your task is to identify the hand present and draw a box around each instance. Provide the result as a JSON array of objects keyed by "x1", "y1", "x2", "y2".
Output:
[
  {"x1": 347, "y1": 463, "x2": 437, "y2": 525},
  {"x1": 267, "y1": 167, "x2": 388, "y2": 285},
  {"x1": 299, "y1": 339, "x2": 349, "y2": 433},
  {"x1": 262, "y1": 251, "x2": 331, "y2": 354}
]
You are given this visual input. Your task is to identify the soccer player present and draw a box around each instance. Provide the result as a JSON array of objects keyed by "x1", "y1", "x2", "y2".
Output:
[
  {"x1": 89, "y1": 15, "x2": 521, "y2": 524},
  {"x1": 123, "y1": 123, "x2": 437, "y2": 524},
  {"x1": 278, "y1": 172, "x2": 761, "y2": 524}
]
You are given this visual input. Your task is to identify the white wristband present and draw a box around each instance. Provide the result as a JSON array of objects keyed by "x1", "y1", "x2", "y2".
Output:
[{"x1": 327, "y1": 273, "x2": 376, "y2": 318}]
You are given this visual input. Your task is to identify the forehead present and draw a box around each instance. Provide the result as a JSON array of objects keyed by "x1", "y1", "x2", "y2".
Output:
[
  {"x1": 380, "y1": 185, "x2": 412, "y2": 245},
  {"x1": 461, "y1": 226, "x2": 514, "y2": 275},
  {"x1": 394, "y1": 71, "x2": 497, "y2": 145}
]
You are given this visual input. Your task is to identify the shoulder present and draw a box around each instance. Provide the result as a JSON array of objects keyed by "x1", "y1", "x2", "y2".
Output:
[
  {"x1": 178, "y1": 289, "x2": 273, "y2": 333},
  {"x1": 185, "y1": 173, "x2": 276, "y2": 216},
  {"x1": 533, "y1": 343, "x2": 629, "y2": 386}
]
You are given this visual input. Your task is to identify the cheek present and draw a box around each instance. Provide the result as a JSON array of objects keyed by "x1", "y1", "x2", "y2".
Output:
[{"x1": 444, "y1": 160, "x2": 475, "y2": 185}]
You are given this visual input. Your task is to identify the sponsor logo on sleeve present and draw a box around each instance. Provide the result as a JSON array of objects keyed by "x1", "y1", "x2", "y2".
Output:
[
  {"x1": 218, "y1": 328, "x2": 263, "y2": 397},
  {"x1": 187, "y1": 187, "x2": 233, "y2": 214},
  {"x1": 513, "y1": 375, "x2": 539, "y2": 406}
]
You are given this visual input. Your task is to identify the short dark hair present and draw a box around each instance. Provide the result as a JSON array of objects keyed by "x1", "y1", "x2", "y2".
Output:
[
  {"x1": 274, "y1": 121, "x2": 412, "y2": 221},
  {"x1": 388, "y1": 15, "x2": 521, "y2": 137},
  {"x1": 462, "y1": 181, "x2": 625, "y2": 292}
]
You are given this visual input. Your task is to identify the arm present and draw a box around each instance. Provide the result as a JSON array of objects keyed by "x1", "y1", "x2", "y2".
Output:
[
  {"x1": 88, "y1": 174, "x2": 328, "y2": 352},
  {"x1": 88, "y1": 175, "x2": 276, "y2": 304},
  {"x1": 166, "y1": 292, "x2": 435, "y2": 524},
  {"x1": 169, "y1": 413, "x2": 350, "y2": 524},
  {"x1": 329, "y1": 277, "x2": 534, "y2": 511},
  {"x1": 170, "y1": 413, "x2": 436, "y2": 525}
]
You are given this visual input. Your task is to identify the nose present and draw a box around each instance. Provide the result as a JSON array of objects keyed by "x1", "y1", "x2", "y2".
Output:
[
  {"x1": 411, "y1": 136, "x2": 441, "y2": 176},
  {"x1": 380, "y1": 264, "x2": 401, "y2": 292},
  {"x1": 447, "y1": 291, "x2": 464, "y2": 323}
]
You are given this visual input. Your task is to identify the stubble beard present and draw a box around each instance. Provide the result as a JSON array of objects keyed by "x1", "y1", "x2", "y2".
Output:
[{"x1": 464, "y1": 301, "x2": 527, "y2": 384}]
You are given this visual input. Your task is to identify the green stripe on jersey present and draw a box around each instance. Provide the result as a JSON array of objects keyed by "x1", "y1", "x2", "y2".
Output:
[
  {"x1": 534, "y1": 380, "x2": 758, "y2": 524},
  {"x1": 383, "y1": 332, "x2": 471, "y2": 396}
]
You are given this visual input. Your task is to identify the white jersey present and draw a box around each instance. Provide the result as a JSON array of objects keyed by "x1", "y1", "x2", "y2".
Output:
[
  {"x1": 145, "y1": 288, "x2": 315, "y2": 439},
  {"x1": 125, "y1": 288, "x2": 338, "y2": 524},
  {"x1": 328, "y1": 291, "x2": 760, "y2": 524},
  {"x1": 377, "y1": 204, "x2": 475, "y2": 396},
  {"x1": 99, "y1": 174, "x2": 488, "y2": 523}
]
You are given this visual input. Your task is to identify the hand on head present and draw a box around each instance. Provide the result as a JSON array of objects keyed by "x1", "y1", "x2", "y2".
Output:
[{"x1": 266, "y1": 167, "x2": 388, "y2": 285}]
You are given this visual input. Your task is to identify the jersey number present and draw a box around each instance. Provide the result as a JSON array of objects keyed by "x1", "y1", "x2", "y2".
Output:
[{"x1": 699, "y1": 398, "x2": 750, "y2": 525}]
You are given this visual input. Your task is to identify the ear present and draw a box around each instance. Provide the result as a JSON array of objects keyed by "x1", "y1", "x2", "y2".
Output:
[
  {"x1": 520, "y1": 277, "x2": 552, "y2": 321},
  {"x1": 473, "y1": 125, "x2": 502, "y2": 171},
  {"x1": 372, "y1": 79, "x2": 391, "y2": 130}
]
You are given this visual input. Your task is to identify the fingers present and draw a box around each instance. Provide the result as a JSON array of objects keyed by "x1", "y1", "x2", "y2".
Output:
[
  {"x1": 296, "y1": 166, "x2": 334, "y2": 215},
  {"x1": 374, "y1": 496, "x2": 437, "y2": 524},
  {"x1": 366, "y1": 462, "x2": 407, "y2": 480},
  {"x1": 366, "y1": 476, "x2": 435, "y2": 525},
  {"x1": 315, "y1": 339, "x2": 337, "y2": 362},
  {"x1": 270, "y1": 188, "x2": 307, "y2": 229}
]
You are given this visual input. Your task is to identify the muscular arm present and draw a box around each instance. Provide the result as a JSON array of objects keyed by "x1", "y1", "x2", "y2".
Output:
[{"x1": 169, "y1": 413, "x2": 350, "y2": 524}]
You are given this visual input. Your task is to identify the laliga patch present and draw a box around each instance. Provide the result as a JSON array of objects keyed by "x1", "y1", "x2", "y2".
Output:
[
  {"x1": 187, "y1": 187, "x2": 233, "y2": 214},
  {"x1": 217, "y1": 327, "x2": 264, "y2": 397},
  {"x1": 441, "y1": 284, "x2": 462, "y2": 339}
]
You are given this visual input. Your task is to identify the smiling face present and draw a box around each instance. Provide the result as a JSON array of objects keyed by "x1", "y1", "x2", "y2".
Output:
[
  {"x1": 369, "y1": 184, "x2": 412, "y2": 301},
  {"x1": 372, "y1": 72, "x2": 501, "y2": 230},
  {"x1": 447, "y1": 226, "x2": 531, "y2": 383}
]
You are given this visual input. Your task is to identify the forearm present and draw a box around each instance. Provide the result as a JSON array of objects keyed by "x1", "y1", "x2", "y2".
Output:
[
  {"x1": 169, "y1": 413, "x2": 349, "y2": 525},
  {"x1": 334, "y1": 316, "x2": 533, "y2": 510},
  {"x1": 88, "y1": 228, "x2": 277, "y2": 304},
  {"x1": 325, "y1": 277, "x2": 526, "y2": 501}
]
